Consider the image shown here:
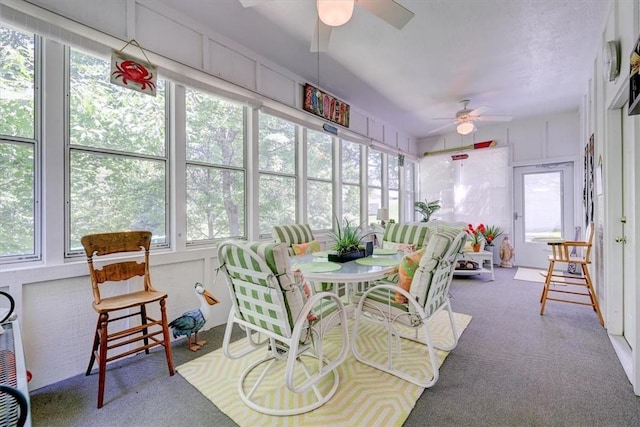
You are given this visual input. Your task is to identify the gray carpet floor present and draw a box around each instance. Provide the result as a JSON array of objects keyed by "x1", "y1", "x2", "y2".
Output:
[{"x1": 30, "y1": 267, "x2": 640, "y2": 426}]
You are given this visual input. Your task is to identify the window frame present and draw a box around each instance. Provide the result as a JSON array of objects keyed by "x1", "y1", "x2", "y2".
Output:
[
  {"x1": 305, "y1": 128, "x2": 334, "y2": 233},
  {"x1": 257, "y1": 112, "x2": 298, "y2": 238},
  {"x1": 0, "y1": 26, "x2": 42, "y2": 264},
  {"x1": 64, "y1": 46, "x2": 170, "y2": 257},
  {"x1": 184, "y1": 86, "x2": 247, "y2": 245}
]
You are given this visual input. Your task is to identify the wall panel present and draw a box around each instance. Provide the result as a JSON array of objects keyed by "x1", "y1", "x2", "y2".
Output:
[{"x1": 136, "y1": 4, "x2": 203, "y2": 69}]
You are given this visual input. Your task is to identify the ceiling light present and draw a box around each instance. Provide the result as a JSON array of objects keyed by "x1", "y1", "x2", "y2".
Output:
[
  {"x1": 456, "y1": 122, "x2": 476, "y2": 135},
  {"x1": 317, "y1": 0, "x2": 355, "y2": 27}
]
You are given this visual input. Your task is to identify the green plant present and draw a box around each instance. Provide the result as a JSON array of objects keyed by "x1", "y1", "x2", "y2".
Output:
[
  {"x1": 414, "y1": 199, "x2": 441, "y2": 222},
  {"x1": 330, "y1": 217, "x2": 366, "y2": 255},
  {"x1": 481, "y1": 225, "x2": 503, "y2": 246}
]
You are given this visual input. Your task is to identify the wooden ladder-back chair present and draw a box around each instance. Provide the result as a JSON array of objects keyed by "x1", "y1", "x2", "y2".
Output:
[
  {"x1": 351, "y1": 227, "x2": 467, "y2": 388},
  {"x1": 80, "y1": 231, "x2": 174, "y2": 408},
  {"x1": 539, "y1": 223, "x2": 604, "y2": 326},
  {"x1": 217, "y1": 240, "x2": 349, "y2": 416}
]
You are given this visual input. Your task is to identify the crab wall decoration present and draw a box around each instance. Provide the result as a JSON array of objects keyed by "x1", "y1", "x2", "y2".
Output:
[{"x1": 110, "y1": 50, "x2": 157, "y2": 96}]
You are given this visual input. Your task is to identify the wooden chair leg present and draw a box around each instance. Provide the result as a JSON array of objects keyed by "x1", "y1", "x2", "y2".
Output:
[
  {"x1": 160, "y1": 298, "x2": 175, "y2": 376},
  {"x1": 97, "y1": 313, "x2": 109, "y2": 409},
  {"x1": 86, "y1": 318, "x2": 100, "y2": 376},
  {"x1": 540, "y1": 260, "x2": 554, "y2": 312},
  {"x1": 582, "y1": 264, "x2": 604, "y2": 326},
  {"x1": 140, "y1": 305, "x2": 150, "y2": 355}
]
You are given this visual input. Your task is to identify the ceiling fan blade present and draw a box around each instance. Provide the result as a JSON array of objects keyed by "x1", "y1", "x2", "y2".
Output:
[
  {"x1": 238, "y1": 0, "x2": 267, "y2": 7},
  {"x1": 357, "y1": 0, "x2": 415, "y2": 29},
  {"x1": 428, "y1": 122, "x2": 457, "y2": 134},
  {"x1": 475, "y1": 115, "x2": 513, "y2": 122},
  {"x1": 469, "y1": 105, "x2": 489, "y2": 116},
  {"x1": 311, "y1": 20, "x2": 332, "y2": 52}
]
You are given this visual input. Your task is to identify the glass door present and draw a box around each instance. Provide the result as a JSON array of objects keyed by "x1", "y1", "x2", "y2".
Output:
[{"x1": 513, "y1": 163, "x2": 574, "y2": 269}]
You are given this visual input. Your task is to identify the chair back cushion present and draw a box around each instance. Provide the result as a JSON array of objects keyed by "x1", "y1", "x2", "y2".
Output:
[
  {"x1": 410, "y1": 228, "x2": 467, "y2": 316},
  {"x1": 382, "y1": 223, "x2": 429, "y2": 250},
  {"x1": 218, "y1": 241, "x2": 306, "y2": 338},
  {"x1": 272, "y1": 224, "x2": 315, "y2": 255}
]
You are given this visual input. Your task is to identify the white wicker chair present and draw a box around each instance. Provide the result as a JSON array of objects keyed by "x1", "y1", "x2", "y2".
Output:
[
  {"x1": 217, "y1": 240, "x2": 349, "y2": 416},
  {"x1": 350, "y1": 228, "x2": 467, "y2": 387}
]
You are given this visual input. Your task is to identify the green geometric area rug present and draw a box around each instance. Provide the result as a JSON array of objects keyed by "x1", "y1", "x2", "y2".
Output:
[{"x1": 177, "y1": 311, "x2": 472, "y2": 427}]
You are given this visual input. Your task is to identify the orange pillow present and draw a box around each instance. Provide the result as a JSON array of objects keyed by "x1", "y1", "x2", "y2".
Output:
[
  {"x1": 292, "y1": 240, "x2": 321, "y2": 255},
  {"x1": 395, "y1": 249, "x2": 424, "y2": 303}
]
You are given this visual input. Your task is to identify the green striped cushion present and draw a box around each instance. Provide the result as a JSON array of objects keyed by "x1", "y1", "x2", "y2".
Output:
[
  {"x1": 218, "y1": 240, "x2": 293, "y2": 337},
  {"x1": 356, "y1": 229, "x2": 467, "y2": 321},
  {"x1": 414, "y1": 230, "x2": 467, "y2": 317},
  {"x1": 272, "y1": 224, "x2": 315, "y2": 255},
  {"x1": 422, "y1": 221, "x2": 466, "y2": 248},
  {"x1": 351, "y1": 287, "x2": 422, "y2": 327},
  {"x1": 219, "y1": 240, "x2": 341, "y2": 341},
  {"x1": 382, "y1": 223, "x2": 429, "y2": 250},
  {"x1": 409, "y1": 233, "x2": 452, "y2": 306}
]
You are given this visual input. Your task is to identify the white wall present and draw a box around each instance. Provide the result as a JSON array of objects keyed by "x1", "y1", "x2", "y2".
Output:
[
  {"x1": 586, "y1": 0, "x2": 640, "y2": 394},
  {"x1": 417, "y1": 111, "x2": 581, "y2": 165}
]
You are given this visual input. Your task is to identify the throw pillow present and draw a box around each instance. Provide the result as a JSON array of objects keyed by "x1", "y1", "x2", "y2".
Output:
[
  {"x1": 383, "y1": 241, "x2": 416, "y2": 253},
  {"x1": 293, "y1": 269, "x2": 318, "y2": 321},
  {"x1": 395, "y1": 248, "x2": 425, "y2": 303},
  {"x1": 292, "y1": 239, "x2": 322, "y2": 255}
]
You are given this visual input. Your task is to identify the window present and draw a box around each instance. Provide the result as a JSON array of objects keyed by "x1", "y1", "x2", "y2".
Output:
[
  {"x1": 306, "y1": 129, "x2": 333, "y2": 230},
  {"x1": 367, "y1": 149, "x2": 383, "y2": 224},
  {"x1": 403, "y1": 162, "x2": 416, "y2": 222},
  {"x1": 185, "y1": 88, "x2": 245, "y2": 242},
  {"x1": 258, "y1": 113, "x2": 296, "y2": 235},
  {"x1": 67, "y1": 49, "x2": 168, "y2": 253},
  {"x1": 388, "y1": 154, "x2": 399, "y2": 222},
  {"x1": 341, "y1": 140, "x2": 361, "y2": 224},
  {"x1": 0, "y1": 26, "x2": 38, "y2": 263}
]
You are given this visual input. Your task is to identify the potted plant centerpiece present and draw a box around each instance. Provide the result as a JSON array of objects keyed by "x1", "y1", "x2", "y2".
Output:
[
  {"x1": 414, "y1": 199, "x2": 441, "y2": 222},
  {"x1": 328, "y1": 218, "x2": 368, "y2": 263}
]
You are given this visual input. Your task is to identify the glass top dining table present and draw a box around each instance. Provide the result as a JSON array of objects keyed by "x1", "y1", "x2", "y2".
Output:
[{"x1": 290, "y1": 249, "x2": 403, "y2": 284}]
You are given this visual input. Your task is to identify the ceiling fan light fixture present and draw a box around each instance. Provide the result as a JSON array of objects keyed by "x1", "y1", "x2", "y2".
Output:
[
  {"x1": 317, "y1": 0, "x2": 355, "y2": 27},
  {"x1": 456, "y1": 121, "x2": 476, "y2": 135}
]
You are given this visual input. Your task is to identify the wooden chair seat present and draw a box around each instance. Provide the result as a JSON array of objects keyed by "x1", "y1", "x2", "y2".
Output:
[{"x1": 93, "y1": 290, "x2": 168, "y2": 312}]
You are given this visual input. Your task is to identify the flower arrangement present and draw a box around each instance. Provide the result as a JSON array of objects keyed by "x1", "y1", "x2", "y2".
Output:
[
  {"x1": 466, "y1": 223, "x2": 486, "y2": 245},
  {"x1": 481, "y1": 225, "x2": 503, "y2": 246}
]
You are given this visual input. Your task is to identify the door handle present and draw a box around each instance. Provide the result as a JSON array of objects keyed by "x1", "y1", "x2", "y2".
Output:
[
  {"x1": 615, "y1": 236, "x2": 627, "y2": 243},
  {"x1": 513, "y1": 212, "x2": 521, "y2": 220}
]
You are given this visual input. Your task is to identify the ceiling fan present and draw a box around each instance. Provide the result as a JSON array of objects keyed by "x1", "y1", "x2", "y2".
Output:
[
  {"x1": 239, "y1": 0, "x2": 415, "y2": 52},
  {"x1": 429, "y1": 100, "x2": 513, "y2": 135}
]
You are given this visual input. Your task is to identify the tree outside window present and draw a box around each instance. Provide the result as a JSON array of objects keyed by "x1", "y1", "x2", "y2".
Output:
[
  {"x1": 306, "y1": 129, "x2": 333, "y2": 230},
  {"x1": 68, "y1": 49, "x2": 167, "y2": 252},
  {"x1": 341, "y1": 140, "x2": 361, "y2": 224},
  {"x1": 185, "y1": 88, "x2": 245, "y2": 242},
  {"x1": 258, "y1": 114, "x2": 296, "y2": 234},
  {"x1": 0, "y1": 26, "x2": 37, "y2": 261}
]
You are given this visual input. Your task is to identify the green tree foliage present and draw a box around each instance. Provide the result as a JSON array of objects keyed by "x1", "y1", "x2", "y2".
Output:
[
  {"x1": 258, "y1": 114, "x2": 296, "y2": 233},
  {"x1": 68, "y1": 49, "x2": 167, "y2": 249},
  {"x1": 186, "y1": 89, "x2": 244, "y2": 240},
  {"x1": 307, "y1": 130, "x2": 333, "y2": 230},
  {"x1": 0, "y1": 27, "x2": 35, "y2": 257}
]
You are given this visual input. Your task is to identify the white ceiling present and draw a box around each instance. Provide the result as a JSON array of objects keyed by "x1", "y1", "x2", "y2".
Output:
[{"x1": 153, "y1": 0, "x2": 609, "y2": 138}]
